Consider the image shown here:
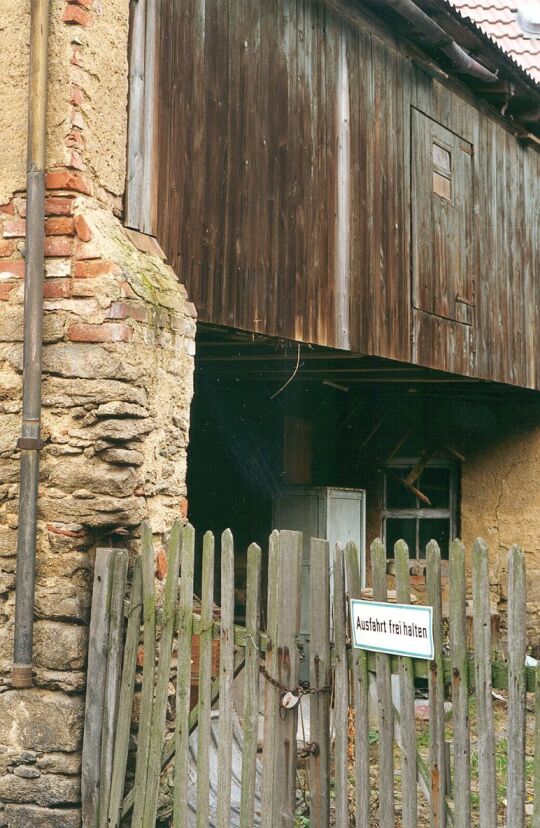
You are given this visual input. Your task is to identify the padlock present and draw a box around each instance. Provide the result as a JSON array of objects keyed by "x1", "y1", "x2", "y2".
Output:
[{"x1": 280, "y1": 690, "x2": 301, "y2": 710}]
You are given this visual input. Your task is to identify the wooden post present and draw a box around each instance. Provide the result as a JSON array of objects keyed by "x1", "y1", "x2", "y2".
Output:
[
  {"x1": 533, "y1": 659, "x2": 540, "y2": 828},
  {"x1": 261, "y1": 530, "x2": 303, "y2": 828},
  {"x1": 216, "y1": 529, "x2": 235, "y2": 828},
  {"x1": 507, "y1": 544, "x2": 526, "y2": 828},
  {"x1": 333, "y1": 543, "x2": 349, "y2": 827},
  {"x1": 172, "y1": 524, "x2": 195, "y2": 828},
  {"x1": 195, "y1": 530, "x2": 215, "y2": 828},
  {"x1": 239, "y1": 543, "x2": 262, "y2": 828},
  {"x1": 448, "y1": 539, "x2": 470, "y2": 828},
  {"x1": 395, "y1": 540, "x2": 417, "y2": 828},
  {"x1": 426, "y1": 540, "x2": 446, "y2": 828},
  {"x1": 81, "y1": 547, "x2": 116, "y2": 828},
  {"x1": 372, "y1": 538, "x2": 394, "y2": 828},
  {"x1": 309, "y1": 538, "x2": 331, "y2": 828},
  {"x1": 472, "y1": 538, "x2": 497, "y2": 828}
]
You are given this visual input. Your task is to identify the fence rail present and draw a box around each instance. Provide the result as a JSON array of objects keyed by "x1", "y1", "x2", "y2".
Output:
[{"x1": 81, "y1": 522, "x2": 540, "y2": 827}]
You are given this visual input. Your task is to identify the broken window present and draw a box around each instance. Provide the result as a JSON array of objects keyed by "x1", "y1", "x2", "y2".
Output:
[{"x1": 383, "y1": 461, "x2": 458, "y2": 560}]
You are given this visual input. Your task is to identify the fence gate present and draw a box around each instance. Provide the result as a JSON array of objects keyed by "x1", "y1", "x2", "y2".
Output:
[{"x1": 81, "y1": 522, "x2": 540, "y2": 827}]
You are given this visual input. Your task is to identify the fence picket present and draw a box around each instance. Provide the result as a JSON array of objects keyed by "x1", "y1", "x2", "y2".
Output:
[
  {"x1": 448, "y1": 539, "x2": 470, "y2": 828},
  {"x1": 81, "y1": 548, "x2": 116, "y2": 828},
  {"x1": 534, "y1": 659, "x2": 540, "y2": 828},
  {"x1": 472, "y1": 537, "x2": 497, "y2": 828},
  {"x1": 261, "y1": 530, "x2": 303, "y2": 828},
  {"x1": 98, "y1": 548, "x2": 128, "y2": 827},
  {"x1": 143, "y1": 521, "x2": 182, "y2": 825},
  {"x1": 372, "y1": 538, "x2": 395, "y2": 828},
  {"x1": 333, "y1": 543, "x2": 349, "y2": 827},
  {"x1": 239, "y1": 542, "x2": 262, "y2": 828},
  {"x1": 395, "y1": 540, "x2": 417, "y2": 828},
  {"x1": 195, "y1": 530, "x2": 215, "y2": 828},
  {"x1": 172, "y1": 524, "x2": 195, "y2": 828},
  {"x1": 107, "y1": 558, "x2": 142, "y2": 828},
  {"x1": 216, "y1": 529, "x2": 235, "y2": 828},
  {"x1": 132, "y1": 523, "x2": 157, "y2": 827},
  {"x1": 345, "y1": 540, "x2": 370, "y2": 828},
  {"x1": 310, "y1": 538, "x2": 331, "y2": 828},
  {"x1": 507, "y1": 544, "x2": 526, "y2": 828},
  {"x1": 426, "y1": 540, "x2": 446, "y2": 828}
]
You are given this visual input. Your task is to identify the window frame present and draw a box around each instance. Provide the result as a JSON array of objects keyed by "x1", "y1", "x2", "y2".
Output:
[{"x1": 382, "y1": 457, "x2": 459, "y2": 559}]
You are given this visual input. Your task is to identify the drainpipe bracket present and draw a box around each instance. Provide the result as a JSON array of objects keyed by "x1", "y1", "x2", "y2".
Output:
[
  {"x1": 11, "y1": 664, "x2": 33, "y2": 689},
  {"x1": 17, "y1": 437, "x2": 44, "y2": 450}
]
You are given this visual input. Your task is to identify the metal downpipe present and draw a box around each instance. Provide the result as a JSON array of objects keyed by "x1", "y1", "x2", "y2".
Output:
[{"x1": 12, "y1": 0, "x2": 50, "y2": 689}]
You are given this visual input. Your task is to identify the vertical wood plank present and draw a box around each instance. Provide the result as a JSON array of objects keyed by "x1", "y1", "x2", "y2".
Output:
[
  {"x1": 345, "y1": 540, "x2": 370, "y2": 828},
  {"x1": 131, "y1": 523, "x2": 157, "y2": 827},
  {"x1": 261, "y1": 530, "x2": 303, "y2": 828},
  {"x1": 239, "y1": 543, "x2": 262, "y2": 828},
  {"x1": 216, "y1": 529, "x2": 235, "y2": 828},
  {"x1": 142, "y1": 0, "x2": 158, "y2": 233},
  {"x1": 81, "y1": 548, "x2": 115, "y2": 828},
  {"x1": 372, "y1": 538, "x2": 395, "y2": 828},
  {"x1": 98, "y1": 548, "x2": 128, "y2": 827},
  {"x1": 126, "y1": 0, "x2": 146, "y2": 229},
  {"x1": 426, "y1": 540, "x2": 446, "y2": 828},
  {"x1": 309, "y1": 538, "x2": 331, "y2": 828},
  {"x1": 172, "y1": 524, "x2": 195, "y2": 828},
  {"x1": 448, "y1": 539, "x2": 470, "y2": 828},
  {"x1": 395, "y1": 540, "x2": 417, "y2": 828},
  {"x1": 195, "y1": 531, "x2": 215, "y2": 828},
  {"x1": 533, "y1": 659, "x2": 540, "y2": 828},
  {"x1": 107, "y1": 558, "x2": 143, "y2": 828},
  {"x1": 507, "y1": 544, "x2": 526, "y2": 828},
  {"x1": 472, "y1": 537, "x2": 497, "y2": 828},
  {"x1": 143, "y1": 521, "x2": 182, "y2": 825},
  {"x1": 333, "y1": 543, "x2": 349, "y2": 827}
]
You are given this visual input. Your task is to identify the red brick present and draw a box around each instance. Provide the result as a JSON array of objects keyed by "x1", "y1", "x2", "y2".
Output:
[
  {"x1": 2, "y1": 220, "x2": 26, "y2": 238},
  {"x1": 68, "y1": 0, "x2": 92, "y2": 7},
  {"x1": 68, "y1": 151, "x2": 86, "y2": 171},
  {"x1": 75, "y1": 241, "x2": 100, "y2": 260},
  {"x1": 105, "y1": 301, "x2": 147, "y2": 322},
  {"x1": 65, "y1": 131, "x2": 85, "y2": 150},
  {"x1": 179, "y1": 497, "x2": 188, "y2": 519},
  {"x1": 73, "y1": 261, "x2": 86, "y2": 278},
  {"x1": 79, "y1": 260, "x2": 122, "y2": 278},
  {"x1": 45, "y1": 170, "x2": 91, "y2": 195},
  {"x1": 74, "y1": 215, "x2": 92, "y2": 242},
  {"x1": 44, "y1": 237, "x2": 73, "y2": 257},
  {"x1": 68, "y1": 322, "x2": 132, "y2": 343},
  {"x1": 46, "y1": 523, "x2": 86, "y2": 538},
  {"x1": 120, "y1": 280, "x2": 138, "y2": 299},
  {"x1": 45, "y1": 217, "x2": 75, "y2": 236},
  {"x1": 70, "y1": 85, "x2": 85, "y2": 106},
  {"x1": 62, "y1": 4, "x2": 92, "y2": 25},
  {"x1": 44, "y1": 197, "x2": 75, "y2": 217},
  {"x1": 71, "y1": 47, "x2": 83, "y2": 67},
  {"x1": 0, "y1": 284, "x2": 14, "y2": 301},
  {"x1": 155, "y1": 549, "x2": 168, "y2": 581},
  {"x1": 0, "y1": 203, "x2": 15, "y2": 215},
  {"x1": 0, "y1": 261, "x2": 24, "y2": 279},
  {"x1": 43, "y1": 279, "x2": 72, "y2": 299},
  {"x1": 0, "y1": 240, "x2": 14, "y2": 257}
]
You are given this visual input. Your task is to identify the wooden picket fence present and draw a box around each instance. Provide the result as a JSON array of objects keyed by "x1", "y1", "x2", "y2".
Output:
[{"x1": 80, "y1": 521, "x2": 540, "y2": 827}]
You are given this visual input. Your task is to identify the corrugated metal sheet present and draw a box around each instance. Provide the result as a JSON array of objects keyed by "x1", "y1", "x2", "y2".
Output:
[{"x1": 448, "y1": 0, "x2": 540, "y2": 82}]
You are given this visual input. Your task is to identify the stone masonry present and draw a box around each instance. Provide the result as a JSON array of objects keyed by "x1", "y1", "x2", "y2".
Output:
[{"x1": 0, "y1": 0, "x2": 195, "y2": 825}]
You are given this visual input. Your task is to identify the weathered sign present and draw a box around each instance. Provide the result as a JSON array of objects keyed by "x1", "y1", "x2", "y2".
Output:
[{"x1": 350, "y1": 599, "x2": 434, "y2": 660}]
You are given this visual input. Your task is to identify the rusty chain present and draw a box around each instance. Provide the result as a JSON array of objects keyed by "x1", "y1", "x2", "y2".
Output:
[{"x1": 259, "y1": 664, "x2": 331, "y2": 717}]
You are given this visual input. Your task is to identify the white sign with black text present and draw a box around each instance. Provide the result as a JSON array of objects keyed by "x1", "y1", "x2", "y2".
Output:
[{"x1": 350, "y1": 599, "x2": 434, "y2": 660}]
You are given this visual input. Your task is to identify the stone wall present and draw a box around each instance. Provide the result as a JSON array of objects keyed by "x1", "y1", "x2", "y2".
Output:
[{"x1": 0, "y1": 0, "x2": 195, "y2": 825}]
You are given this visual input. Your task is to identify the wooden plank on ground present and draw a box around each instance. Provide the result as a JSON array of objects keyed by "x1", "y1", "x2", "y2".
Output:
[
  {"x1": 216, "y1": 529, "x2": 235, "y2": 828},
  {"x1": 239, "y1": 543, "x2": 262, "y2": 828},
  {"x1": 426, "y1": 540, "x2": 446, "y2": 828},
  {"x1": 333, "y1": 543, "x2": 349, "y2": 827},
  {"x1": 132, "y1": 523, "x2": 157, "y2": 827},
  {"x1": 310, "y1": 538, "x2": 331, "y2": 828},
  {"x1": 507, "y1": 544, "x2": 526, "y2": 828},
  {"x1": 395, "y1": 540, "x2": 417, "y2": 828},
  {"x1": 143, "y1": 520, "x2": 182, "y2": 825},
  {"x1": 472, "y1": 538, "x2": 497, "y2": 828},
  {"x1": 345, "y1": 540, "x2": 370, "y2": 828},
  {"x1": 372, "y1": 538, "x2": 395, "y2": 828},
  {"x1": 196, "y1": 530, "x2": 215, "y2": 828},
  {"x1": 261, "y1": 530, "x2": 303, "y2": 828},
  {"x1": 81, "y1": 547, "x2": 115, "y2": 828},
  {"x1": 448, "y1": 539, "x2": 470, "y2": 828},
  {"x1": 107, "y1": 558, "x2": 142, "y2": 828},
  {"x1": 98, "y1": 548, "x2": 128, "y2": 827},
  {"x1": 172, "y1": 523, "x2": 195, "y2": 828}
]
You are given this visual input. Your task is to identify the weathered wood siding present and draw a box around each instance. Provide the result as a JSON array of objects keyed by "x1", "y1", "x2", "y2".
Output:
[{"x1": 155, "y1": 0, "x2": 540, "y2": 389}]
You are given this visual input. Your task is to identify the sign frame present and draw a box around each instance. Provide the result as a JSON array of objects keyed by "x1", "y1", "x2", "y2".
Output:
[{"x1": 350, "y1": 598, "x2": 434, "y2": 661}]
